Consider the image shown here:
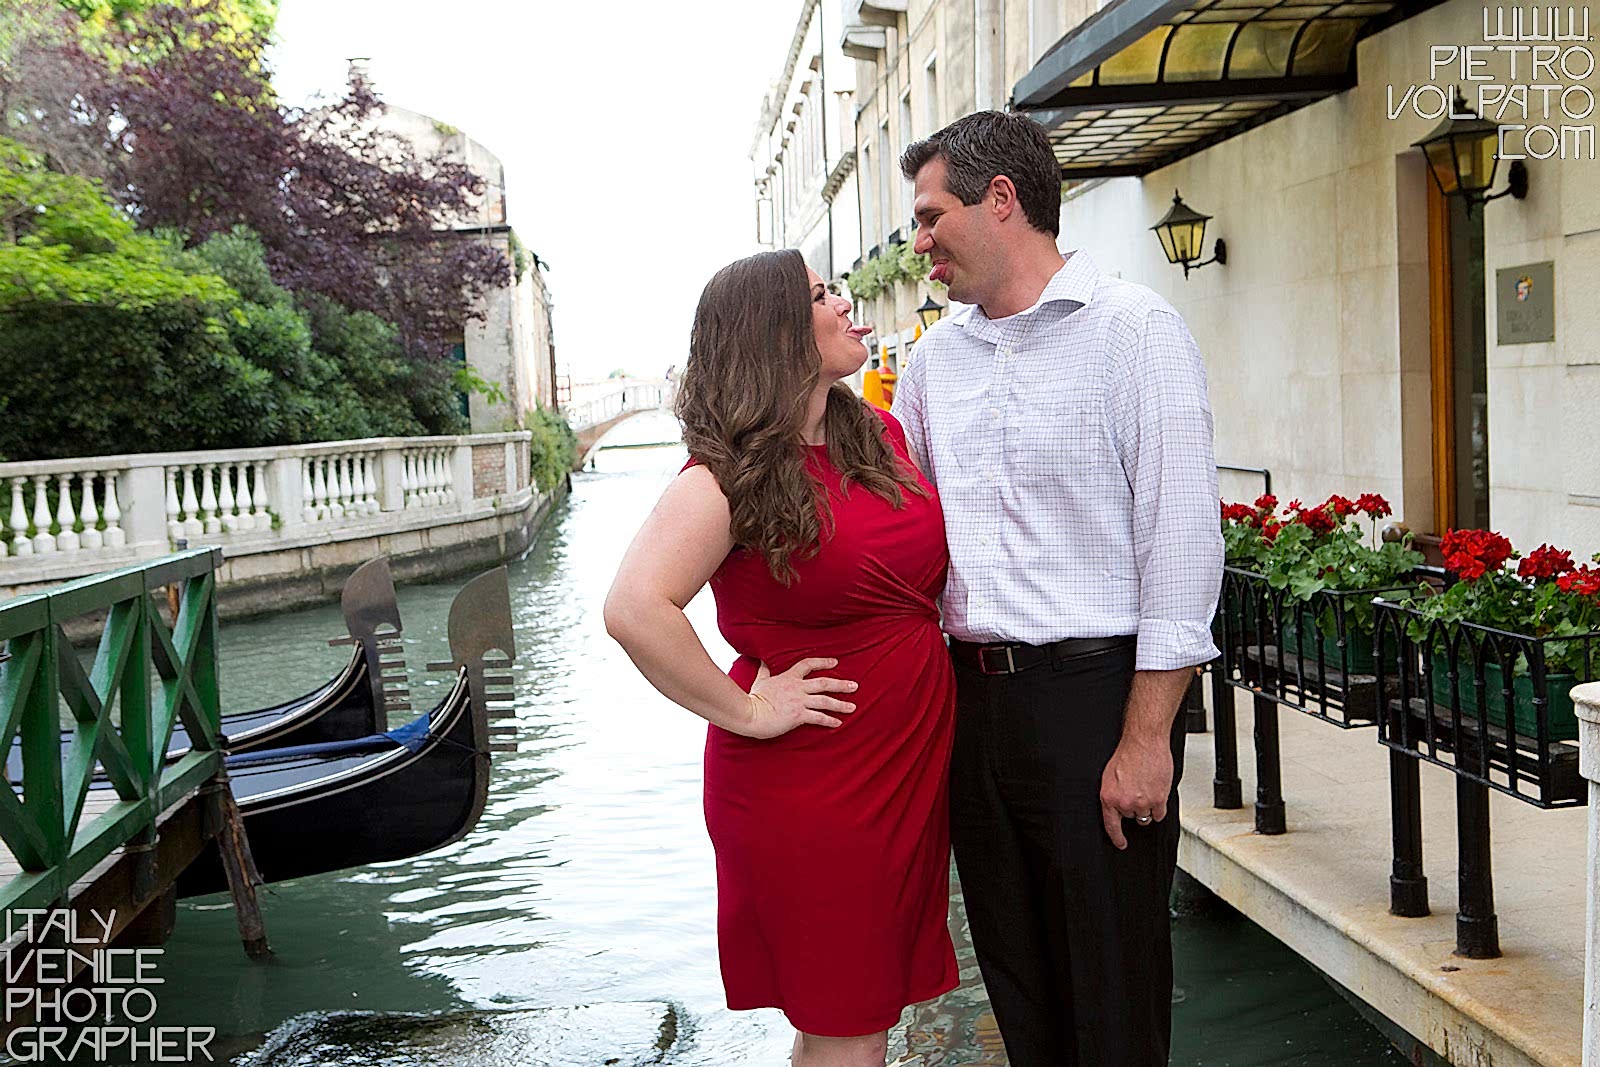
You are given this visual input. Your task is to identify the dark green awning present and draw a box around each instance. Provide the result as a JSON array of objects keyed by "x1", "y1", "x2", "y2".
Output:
[{"x1": 1012, "y1": 0, "x2": 1444, "y2": 178}]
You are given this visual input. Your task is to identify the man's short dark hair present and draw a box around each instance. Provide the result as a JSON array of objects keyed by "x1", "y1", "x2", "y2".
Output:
[{"x1": 900, "y1": 110, "x2": 1060, "y2": 238}]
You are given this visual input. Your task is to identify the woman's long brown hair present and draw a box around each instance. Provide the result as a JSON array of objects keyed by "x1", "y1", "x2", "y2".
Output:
[{"x1": 676, "y1": 249, "x2": 927, "y2": 583}]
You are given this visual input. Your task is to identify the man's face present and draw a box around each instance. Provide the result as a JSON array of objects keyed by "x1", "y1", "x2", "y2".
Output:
[{"x1": 911, "y1": 156, "x2": 990, "y2": 306}]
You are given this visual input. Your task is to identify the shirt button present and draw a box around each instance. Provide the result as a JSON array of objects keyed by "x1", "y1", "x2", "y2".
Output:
[
  {"x1": 980, "y1": 535, "x2": 991, "y2": 545},
  {"x1": 989, "y1": 407, "x2": 1001, "y2": 419}
]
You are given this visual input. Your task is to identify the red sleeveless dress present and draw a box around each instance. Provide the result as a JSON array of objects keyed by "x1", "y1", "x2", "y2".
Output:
[{"x1": 691, "y1": 407, "x2": 958, "y2": 1037}]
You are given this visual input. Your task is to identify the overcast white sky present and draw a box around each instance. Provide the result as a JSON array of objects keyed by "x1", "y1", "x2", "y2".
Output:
[{"x1": 268, "y1": 1, "x2": 800, "y2": 382}]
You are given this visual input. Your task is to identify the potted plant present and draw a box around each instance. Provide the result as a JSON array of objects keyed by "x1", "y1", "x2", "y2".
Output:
[
  {"x1": 1218, "y1": 493, "x2": 1279, "y2": 650},
  {"x1": 1221, "y1": 493, "x2": 1280, "y2": 569},
  {"x1": 1391, "y1": 533, "x2": 1600, "y2": 741},
  {"x1": 1268, "y1": 494, "x2": 1423, "y2": 673},
  {"x1": 1220, "y1": 493, "x2": 1423, "y2": 674}
]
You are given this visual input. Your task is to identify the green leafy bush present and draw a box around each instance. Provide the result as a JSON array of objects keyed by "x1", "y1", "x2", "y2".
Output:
[
  {"x1": 0, "y1": 138, "x2": 232, "y2": 312},
  {"x1": 846, "y1": 256, "x2": 884, "y2": 299},
  {"x1": 526, "y1": 406, "x2": 576, "y2": 492},
  {"x1": 844, "y1": 242, "x2": 938, "y2": 302},
  {"x1": 0, "y1": 152, "x2": 464, "y2": 458}
]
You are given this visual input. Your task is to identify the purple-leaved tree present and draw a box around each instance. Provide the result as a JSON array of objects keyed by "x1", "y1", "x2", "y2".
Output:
[{"x1": 88, "y1": 0, "x2": 508, "y2": 360}]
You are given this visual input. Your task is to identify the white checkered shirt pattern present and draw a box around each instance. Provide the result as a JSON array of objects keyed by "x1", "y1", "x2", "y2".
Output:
[{"x1": 890, "y1": 249, "x2": 1223, "y2": 672}]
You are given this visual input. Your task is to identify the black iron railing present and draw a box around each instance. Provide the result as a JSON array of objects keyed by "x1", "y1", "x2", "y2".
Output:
[
  {"x1": 1207, "y1": 568, "x2": 1425, "y2": 834},
  {"x1": 1218, "y1": 464, "x2": 1273, "y2": 498},
  {"x1": 1371, "y1": 599, "x2": 1592, "y2": 957},
  {"x1": 1185, "y1": 465, "x2": 1276, "y2": 746}
]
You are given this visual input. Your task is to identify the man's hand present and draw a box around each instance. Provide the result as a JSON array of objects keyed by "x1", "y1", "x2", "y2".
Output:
[
  {"x1": 1099, "y1": 665, "x2": 1190, "y2": 849},
  {"x1": 1100, "y1": 735, "x2": 1175, "y2": 851}
]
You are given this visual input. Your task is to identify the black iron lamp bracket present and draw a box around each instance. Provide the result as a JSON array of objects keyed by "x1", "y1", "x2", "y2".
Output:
[
  {"x1": 1181, "y1": 238, "x2": 1227, "y2": 279},
  {"x1": 1470, "y1": 160, "x2": 1530, "y2": 213}
]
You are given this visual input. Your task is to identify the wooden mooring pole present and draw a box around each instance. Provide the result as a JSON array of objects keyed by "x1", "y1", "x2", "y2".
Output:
[{"x1": 201, "y1": 770, "x2": 272, "y2": 961}]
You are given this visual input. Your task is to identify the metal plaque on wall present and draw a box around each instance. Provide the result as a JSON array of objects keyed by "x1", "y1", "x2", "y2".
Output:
[{"x1": 1496, "y1": 261, "x2": 1555, "y2": 344}]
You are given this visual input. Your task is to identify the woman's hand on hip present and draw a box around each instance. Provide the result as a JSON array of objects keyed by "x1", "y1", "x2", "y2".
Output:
[{"x1": 738, "y1": 658, "x2": 858, "y2": 738}]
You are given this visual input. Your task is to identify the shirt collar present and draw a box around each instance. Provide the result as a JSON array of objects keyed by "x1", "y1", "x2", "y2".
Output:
[{"x1": 951, "y1": 248, "x2": 1100, "y2": 335}]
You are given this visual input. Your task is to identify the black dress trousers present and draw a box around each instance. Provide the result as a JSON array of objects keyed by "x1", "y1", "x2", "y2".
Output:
[{"x1": 949, "y1": 642, "x2": 1187, "y2": 1067}]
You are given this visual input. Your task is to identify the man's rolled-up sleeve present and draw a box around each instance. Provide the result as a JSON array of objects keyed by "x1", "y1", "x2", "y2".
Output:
[{"x1": 1109, "y1": 306, "x2": 1224, "y2": 672}]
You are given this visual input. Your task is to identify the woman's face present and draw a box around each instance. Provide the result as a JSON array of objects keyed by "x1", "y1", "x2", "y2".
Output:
[{"x1": 807, "y1": 266, "x2": 872, "y2": 383}]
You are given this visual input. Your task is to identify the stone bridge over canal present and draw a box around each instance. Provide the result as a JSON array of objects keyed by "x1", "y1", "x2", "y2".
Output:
[{"x1": 563, "y1": 379, "x2": 675, "y2": 469}]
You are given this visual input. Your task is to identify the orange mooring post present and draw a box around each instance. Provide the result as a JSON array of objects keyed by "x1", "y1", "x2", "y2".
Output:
[
  {"x1": 879, "y1": 370, "x2": 897, "y2": 408},
  {"x1": 862, "y1": 369, "x2": 889, "y2": 410}
]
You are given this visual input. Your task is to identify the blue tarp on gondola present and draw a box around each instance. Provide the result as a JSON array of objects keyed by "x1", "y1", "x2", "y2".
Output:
[{"x1": 225, "y1": 711, "x2": 432, "y2": 766}]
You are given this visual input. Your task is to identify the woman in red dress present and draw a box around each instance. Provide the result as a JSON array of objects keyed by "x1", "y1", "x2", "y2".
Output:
[{"x1": 605, "y1": 249, "x2": 958, "y2": 1066}]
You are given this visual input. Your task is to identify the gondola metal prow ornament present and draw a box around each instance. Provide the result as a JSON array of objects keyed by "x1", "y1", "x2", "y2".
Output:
[{"x1": 332, "y1": 557, "x2": 409, "y2": 727}]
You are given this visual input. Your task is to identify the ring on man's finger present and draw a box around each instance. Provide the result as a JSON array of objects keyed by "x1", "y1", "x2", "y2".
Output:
[{"x1": 1135, "y1": 814, "x2": 1153, "y2": 825}]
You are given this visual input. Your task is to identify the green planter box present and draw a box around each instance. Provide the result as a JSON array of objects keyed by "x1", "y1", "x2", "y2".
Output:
[
  {"x1": 1212, "y1": 596, "x2": 1256, "y2": 652},
  {"x1": 1427, "y1": 653, "x2": 1578, "y2": 742},
  {"x1": 1280, "y1": 615, "x2": 1377, "y2": 675}
]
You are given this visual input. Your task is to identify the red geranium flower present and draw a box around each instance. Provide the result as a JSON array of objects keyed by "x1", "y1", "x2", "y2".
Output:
[
  {"x1": 1254, "y1": 493, "x2": 1278, "y2": 512},
  {"x1": 1355, "y1": 493, "x2": 1392, "y2": 519},
  {"x1": 1557, "y1": 565, "x2": 1600, "y2": 597},
  {"x1": 1261, "y1": 521, "x2": 1282, "y2": 543},
  {"x1": 1324, "y1": 494, "x2": 1356, "y2": 517},
  {"x1": 1518, "y1": 544, "x2": 1575, "y2": 581},
  {"x1": 1294, "y1": 506, "x2": 1338, "y2": 536},
  {"x1": 1440, "y1": 529, "x2": 1515, "y2": 581},
  {"x1": 1222, "y1": 502, "x2": 1258, "y2": 524}
]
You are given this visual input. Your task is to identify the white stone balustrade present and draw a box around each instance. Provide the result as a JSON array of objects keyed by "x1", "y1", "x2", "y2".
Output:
[
  {"x1": 0, "y1": 468, "x2": 129, "y2": 560},
  {"x1": 298, "y1": 451, "x2": 382, "y2": 526},
  {"x1": 562, "y1": 380, "x2": 668, "y2": 431},
  {"x1": 0, "y1": 432, "x2": 535, "y2": 580},
  {"x1": 165, "y1": 459, "x2": 283, "y2": 540},
  {"x1": 401, "y1": 445, "x2": 458, "y2": 510}
]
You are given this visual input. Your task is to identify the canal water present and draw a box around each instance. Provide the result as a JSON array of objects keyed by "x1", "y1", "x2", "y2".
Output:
[{"x1": 134, "y1": 411, "x2": 1398, "y2": 1065}]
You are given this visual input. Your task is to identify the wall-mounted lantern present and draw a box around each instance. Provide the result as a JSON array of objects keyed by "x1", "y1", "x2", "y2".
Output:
[
  {"x1": 916, "y1": 295, "x2": 946, "y2": 330},
  {"x1": 1151, "y1": 191, "x2": 1226, "y2": 279},
  {"x1": 1412, "y1": 90, "x2": 1529, "y2": 212}
]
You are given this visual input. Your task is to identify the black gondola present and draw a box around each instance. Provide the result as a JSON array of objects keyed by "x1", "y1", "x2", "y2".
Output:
[
  {"x1": 22, "y1": 558, "x2": 408, "y2": 781},
  {"x1": 205, "y1": 555, "x2": 409, "y2": 755},
  {"x1": 173, "y1": 566, "x2": 517, "y2": 897}
]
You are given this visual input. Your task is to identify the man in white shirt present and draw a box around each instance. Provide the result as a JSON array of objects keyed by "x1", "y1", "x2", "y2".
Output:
[{"x1": 890, "y1": 110, "x2": 1223, "y2": 1066}]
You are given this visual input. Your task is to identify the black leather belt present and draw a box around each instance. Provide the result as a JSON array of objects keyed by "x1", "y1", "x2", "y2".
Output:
[{"x1": 949, "y1": 634, "x2": 1136, "y2": 675}]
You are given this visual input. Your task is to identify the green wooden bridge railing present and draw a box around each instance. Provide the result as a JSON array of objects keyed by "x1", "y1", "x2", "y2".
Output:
[{"x1": 0, "y1": 548, "x2": 225, "y2": 914}]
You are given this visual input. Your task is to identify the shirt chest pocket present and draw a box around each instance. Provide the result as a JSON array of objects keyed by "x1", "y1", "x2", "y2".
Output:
[{"x1": 1005, "y1": 407, "x2": 1123, "y2": 485}]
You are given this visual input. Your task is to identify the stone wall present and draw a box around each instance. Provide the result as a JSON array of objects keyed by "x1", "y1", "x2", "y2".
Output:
[
  {"x1": 472, "y1": 442, "x2": 507, "y2": 500},
  {"x1": 213, "y1": 479, "x2": 566, "y2": 620}
]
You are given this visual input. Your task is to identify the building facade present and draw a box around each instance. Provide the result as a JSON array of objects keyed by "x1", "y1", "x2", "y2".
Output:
[
  {"x1": 367, "y1": 100, "x2": 560, "y2": 431},
  {"x1": 784, "y1": 0, "x2": 1598, "y2": 553},
  {"x1": 826, "y1": 0, "x2": 1081, "y2": 380},
  {"x1": 751, "y1": 0, "x2": 864, "y2": 339}
]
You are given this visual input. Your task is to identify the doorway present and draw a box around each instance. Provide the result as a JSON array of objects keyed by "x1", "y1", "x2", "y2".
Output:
[{"x1": 1426, "y1": 172, "x2": 1489, "y2": 532}]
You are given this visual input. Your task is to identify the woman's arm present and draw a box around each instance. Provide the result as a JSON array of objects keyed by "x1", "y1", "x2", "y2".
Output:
[{"x1": 603, "y1": 465, "x2": 857, "y2": 738}]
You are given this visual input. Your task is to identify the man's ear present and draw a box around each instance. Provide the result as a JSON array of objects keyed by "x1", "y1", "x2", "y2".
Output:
[{"x1": 989, "y1": 175, "x2": 1019, "y2": 224}]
